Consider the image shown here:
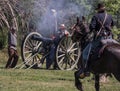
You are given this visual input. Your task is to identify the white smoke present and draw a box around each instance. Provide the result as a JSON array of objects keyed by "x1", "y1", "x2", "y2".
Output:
[{"x1": 32, "y1": 0, "x2": 91, "y2": 37}]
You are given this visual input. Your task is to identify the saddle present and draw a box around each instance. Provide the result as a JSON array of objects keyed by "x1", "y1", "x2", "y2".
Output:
[
  {"x1": 91, "y1": 38, "x2": 119, "y2": 60},
  {"x1": 99, "y1": 38, "x2": 119, "y2": 55}
]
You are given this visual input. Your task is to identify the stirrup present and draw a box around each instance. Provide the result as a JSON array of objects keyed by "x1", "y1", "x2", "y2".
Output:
[
  {"x1": 79, "y1": 73, "x2": 85, "y2": 79},
  {"x1": 85, "y1": 72, "x2": 90, "y2": 77}
]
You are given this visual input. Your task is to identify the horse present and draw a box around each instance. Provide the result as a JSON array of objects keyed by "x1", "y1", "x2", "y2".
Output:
[{"x1": 72, "y1": 18, "x2": 120, "y2": 91}]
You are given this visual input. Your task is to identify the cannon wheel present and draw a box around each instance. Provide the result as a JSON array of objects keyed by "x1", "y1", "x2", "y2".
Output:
[
  {"x1": 21, "y1": 32, "x2": 43, "y2": 68},
  {"x1": 56, "y1": 36, "x2": 81, "y2": 70}
]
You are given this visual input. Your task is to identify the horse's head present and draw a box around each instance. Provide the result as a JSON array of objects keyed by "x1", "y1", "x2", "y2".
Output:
[
  {"x1": 71, "y1": 29, "x2": 83, "y2": 42},
  {"x1": 71, "y1": 17, "x2": 89, "y2": 42}
]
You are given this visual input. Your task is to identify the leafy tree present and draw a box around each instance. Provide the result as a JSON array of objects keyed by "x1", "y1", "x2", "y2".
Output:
[{"x1": 99, "y1": 0, "x2": 120, "y2": 27}]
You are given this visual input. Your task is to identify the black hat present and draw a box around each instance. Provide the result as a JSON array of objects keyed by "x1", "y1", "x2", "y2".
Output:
[{"x1": 96, "y1": 3, "x2": 105, "y2": 10}]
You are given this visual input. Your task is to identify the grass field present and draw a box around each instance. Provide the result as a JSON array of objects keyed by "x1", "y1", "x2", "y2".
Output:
[{"x1": 0, "y1": 48, "x2": 120, "y2": 91}]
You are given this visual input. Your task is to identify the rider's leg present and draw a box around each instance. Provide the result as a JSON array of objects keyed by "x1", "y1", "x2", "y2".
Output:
[{"x1": 79, "y1": 43, "x2": 92, "y2": 78}]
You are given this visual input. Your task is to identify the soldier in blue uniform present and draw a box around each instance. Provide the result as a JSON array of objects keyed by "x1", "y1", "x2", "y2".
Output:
[
  {"x1": 79, "y1": 3, "x2": 115, "y2": 77},
  {"x1": 32, "y1": 24, "x2": 69, "y2": 69},
  {"x1": 48, "y1": 24, "x2": 69, "y2": 69}
]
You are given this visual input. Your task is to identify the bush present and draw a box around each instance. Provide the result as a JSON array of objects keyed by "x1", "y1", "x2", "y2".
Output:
[
  {"x1": 112, "y1": 26, "x2": 120, "y2": 40},
  {"x1": 0, "y1": 29, "x2": 7, "y2": 49}
]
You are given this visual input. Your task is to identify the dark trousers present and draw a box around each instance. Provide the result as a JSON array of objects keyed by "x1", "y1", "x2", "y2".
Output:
[
  {"x1": 46, "y1": 45, "x2": 56, "y2": 69},
  {"x1": 32, "y1": 36, "x2": 60, "y2": 69},
  {"x1": 5, "y1": 47, "x2": 19, "y2": 68},
  {"x1": 82, "y1": 37, "x2": 102, "y2": 71}
]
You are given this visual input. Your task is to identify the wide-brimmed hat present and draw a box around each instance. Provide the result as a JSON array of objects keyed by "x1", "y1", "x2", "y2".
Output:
[{"x1": 96, "y1": 3, "x2": 105, "y2": 10}]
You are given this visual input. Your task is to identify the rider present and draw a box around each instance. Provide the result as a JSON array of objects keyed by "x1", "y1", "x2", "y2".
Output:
[{"x1": 79, "y1": 3, "x2": 114, "y2": 78}]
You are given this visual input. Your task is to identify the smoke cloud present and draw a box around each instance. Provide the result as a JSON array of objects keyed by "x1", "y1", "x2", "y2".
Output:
[{"x1": 32, "y1": 0, "x2": 91, "y2": 37}]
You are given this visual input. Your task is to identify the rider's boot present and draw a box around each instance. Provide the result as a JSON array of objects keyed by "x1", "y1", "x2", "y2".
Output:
[
  {"x1": 79, "y1": 69, "x2": 90, "y2": 79},
  {"x1": 79, "y1": 62, "x2": 90, "y2": 79},
  {"x1": 79, "y1": 70, "x2": 90, "y2": 79},
  {"x1": 84, "y1": 66, "x2": 90, "y2": 77}
]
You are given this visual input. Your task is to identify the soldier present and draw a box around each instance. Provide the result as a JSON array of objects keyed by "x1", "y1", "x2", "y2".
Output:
[
  {"x1": 5, "y1": 27, "x2": 19, "y2": 68},
  {"x1": 79, "y1": 3, "x2": 114, "y2": 77},
  {"x1": 46, "y1": 24, "x2": 69, "y2": 69},
  {"x1": 32, "y1": 24, "x2": 69, "y2": 69}
]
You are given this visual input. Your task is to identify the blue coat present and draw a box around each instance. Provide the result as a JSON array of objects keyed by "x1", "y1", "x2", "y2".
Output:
[
  {"x1": 82, "y1": 11, "x2": 114, "y2": 63},
  {"x1": 89, "y1": 11, "x2": 114, "y2": 36}
]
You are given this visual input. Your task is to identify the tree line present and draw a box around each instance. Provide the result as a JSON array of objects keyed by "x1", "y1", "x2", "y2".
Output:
[{"x1": 0, "y1": 0, "x2": 120, "y2": 48}]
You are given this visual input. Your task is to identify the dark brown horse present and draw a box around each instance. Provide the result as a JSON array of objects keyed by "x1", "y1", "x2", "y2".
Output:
[{"x1": 72, "y1": 18, "x2": 120, "y2": 91}]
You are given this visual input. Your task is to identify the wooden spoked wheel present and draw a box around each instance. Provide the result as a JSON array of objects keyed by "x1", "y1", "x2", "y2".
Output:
[
  {"x1": 21, "y1": 32, "x2": 43, "y2": 68},
  {"x1": 56, "y1": 36, "x2": 81, "y2": 70}
]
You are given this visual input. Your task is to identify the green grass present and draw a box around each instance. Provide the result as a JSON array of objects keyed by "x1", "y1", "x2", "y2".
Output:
[
  {"x1": 0, "y1": 69, "x2": 120, "y2": 91},
  {"x1": 0, "y1": 48, "x2": 120, "y2": 91}
]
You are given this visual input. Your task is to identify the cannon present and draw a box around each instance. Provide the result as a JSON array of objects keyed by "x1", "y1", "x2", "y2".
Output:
[{"x1": 20, "y1": 32, "x2": 81, "y2": 70}]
